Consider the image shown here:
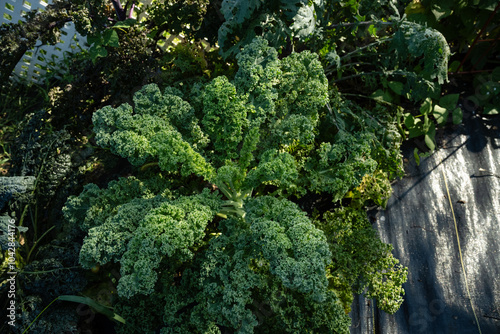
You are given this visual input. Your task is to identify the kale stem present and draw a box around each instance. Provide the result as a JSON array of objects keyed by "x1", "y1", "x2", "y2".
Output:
[
  {"x1": 25, "y1": 226, "x2": 55, "y2": 264},
  {"x1": 340, "y1": 37, "x2": 392, "y2": 61},
  {"x1": 326, "y1": 21, "x2": 393, "y2": 30}
]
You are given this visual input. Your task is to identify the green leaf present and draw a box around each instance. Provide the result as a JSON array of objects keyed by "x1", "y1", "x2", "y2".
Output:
[
  {"x1": 58, "y1": 295, "x2": 126, "y2": 324},
  {"x1": 388, "y1": 81, "x2": 404, "y2": 95},
  {"x1": 414, "y1": 148, "x2": 420, "y2": 165},
  {"x1": 430, "y1": 3, "x2": 453, "y2": 21},
  {"x1": 371, "y1": 89, "x2": 393, "y2": 103},
  {"x1": 420, "y1": 98, "x2": 432, "y2": 115},
  {"x1": 113, "y1": 18, "x2": 136, "y2": 29},
  {"x1": 89, "y1": 45, "x2": 108, "y2": 63},
  {"x1": 439, "y1": 94, "x2": 459, "y2": 110},
  {"x1": 423, "y1": 114, "x2": 430, "y2": 130},
  {"x1": 424, "y1": 122, "x2": 436, "y2": 151},
  {"x1": 103, "y1": 29, "x2": 120, "y2": 47},
  {"x1": 448, "y1": 60, "x2": 460, "y2": 73},
  {"x1": 86, "y1": 34, "x2": 102, "y2": 46},
  {"x1": 290, "y1": 3, "x2": 317, "y2": 39},
  {"x1": 221, "y1": 0, "x2": 261, "y2": 23},
  {"x1": 483, "y1": 104, "x2": 499, "y2": 115},
  {"x1": 403, "y1": 113, "x2": 414, "y2": 128},
  {"x1": 433, "y1": 105, "x2": 449, "y2": 125},
  {"x1": 452, "y1": 107, "x2": 463, "y2": 124},
  {"x1": 368, "y1": 24, "x2": 377, "y2": 37},
  {"x1": 405, "y1": 114, "x2": 425, "y2": 139}
]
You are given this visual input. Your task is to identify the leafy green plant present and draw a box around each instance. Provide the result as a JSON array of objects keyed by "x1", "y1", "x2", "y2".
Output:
[
  {"x1": 63, "y1": 38, "x2": 407, "y2": 333},
  {"x1": 2, "y1": 1, "x2": 459, "y2": 332}
]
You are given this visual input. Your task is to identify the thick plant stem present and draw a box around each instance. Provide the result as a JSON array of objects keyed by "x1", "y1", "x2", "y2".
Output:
[{"x1": 110, "y1": 0, "x2": 127, "y2": 21}]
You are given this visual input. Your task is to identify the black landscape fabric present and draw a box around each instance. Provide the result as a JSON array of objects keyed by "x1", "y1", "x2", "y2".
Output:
[{"x1": 350, "y1": 112, "x2": 500, "y2": 334}]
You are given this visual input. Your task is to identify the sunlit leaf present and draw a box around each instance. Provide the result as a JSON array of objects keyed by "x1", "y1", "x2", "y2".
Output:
[
  {"x1": 420, "y1": 98, "x2": 432, "y2": 115},
  {"x1": 433, "y1": 105, "x2": 448, "y2": 125},
  {"x1": 483, "y1": 104, "x2": 499, "y2": 115},
  {"x1": 424, "y1": 122, "x2": 436, "y2": 151}
]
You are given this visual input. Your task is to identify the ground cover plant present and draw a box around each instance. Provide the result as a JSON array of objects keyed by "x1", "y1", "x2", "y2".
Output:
[{"x1": 0, "y1": 0, "x2": 481, "y2": 332}]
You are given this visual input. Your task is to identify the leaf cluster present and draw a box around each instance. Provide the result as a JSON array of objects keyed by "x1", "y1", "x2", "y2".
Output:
[
  {"x1": 158, "y1": 196, "x2": 350, "y2": 333},
  {"x1": 316, "y1": 207, "x2": 407, "y2": 314},
  {"x1": 218, "y1": 0, "x2": 328, "y2": 58},
  {"x1": 405, "y1": 0, "x2": 499, "y2": 63},
  {"x1": 63, "y1": 38, "x2": 407, "y2": 333}
]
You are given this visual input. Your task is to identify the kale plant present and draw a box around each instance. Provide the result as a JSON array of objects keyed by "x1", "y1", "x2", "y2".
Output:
[{"x1": 64, "y1": 38, "x2": 406, "y2": 333}]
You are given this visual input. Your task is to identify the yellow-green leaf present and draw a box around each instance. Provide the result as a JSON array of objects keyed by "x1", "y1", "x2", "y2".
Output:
[
  {"x1": 420, "y1": 98, "x2": 432, "y2": 115},
  {"x1": 433, "y1": 105, "x2": 449, "y2": 125}
]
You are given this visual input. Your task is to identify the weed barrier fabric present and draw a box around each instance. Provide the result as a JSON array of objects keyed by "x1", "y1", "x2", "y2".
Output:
[{"x1": 349, "y1": 114, "x2": 500, "y2": 334}]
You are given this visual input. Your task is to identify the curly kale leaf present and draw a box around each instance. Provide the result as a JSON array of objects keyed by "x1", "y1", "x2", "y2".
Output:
[
  {"x1": 245, "y1": 196, "x2": 332, "y2": 300},
  {"x1": 202, "y1": 76, "x2": 249, "y2": 163},
  {"x1": 261, "y1": 284, "x2": 350, "y2": 334},
  {"x1": 317, "y1": 207, "x2": 408, "y2": 314},
  {"x1": 117, "y1": 190, "x2": 222, "y2": 298},
  {"x1": 233, "y1": 36, "x2": 281, "y2": 125},
  {"x1": 164, "y1": 196, "x2": 349, "y2": 333},
  {"x1": 63, "y1": 175, "x2": 171, "y2": 232},
  {"x1": 269, "y1": 114, "x2": 316, "y2": 153},
  {"x1": 92, "y1": 85, "x2": 215, "y2": 179},
  {"x1": 305, "y1": 130, "x2": 378, "y2": 202},
  {"x1": 259, "y1": 47, "x2": 328, "y2": 156},
  {"x1": 244, "y1": 149, "x2": 298, "y2": 194},
  {"x1": 133, "y1": 84, "x2": 209, "y2": 150},
  {"x1": 90, "y1": 38, "x2": 332, "y2": 199},
  {"x1": 78, "y1": 196, "x2": 168, "y2": 268},
  {"x1": 277, "y1": 50, "x2": 328, "y2": 119},
  {"x1": 232, "y1": 38, "x2": 327, "y2": 159},
  {"x1": 152, "y1": 130, "x2": 215, "y2": 179}
]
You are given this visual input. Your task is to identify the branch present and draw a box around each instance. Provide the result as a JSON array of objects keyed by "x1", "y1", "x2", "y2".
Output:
[
  {"x1": 128, "y1": 1, "x2": 136, "y2": 19},
  {"x1": 110, "y1": 0, "x2": 126, "y2": 21},
  {"x1": 326, "y1": 21, "x2": 393, "y2": 30}
]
